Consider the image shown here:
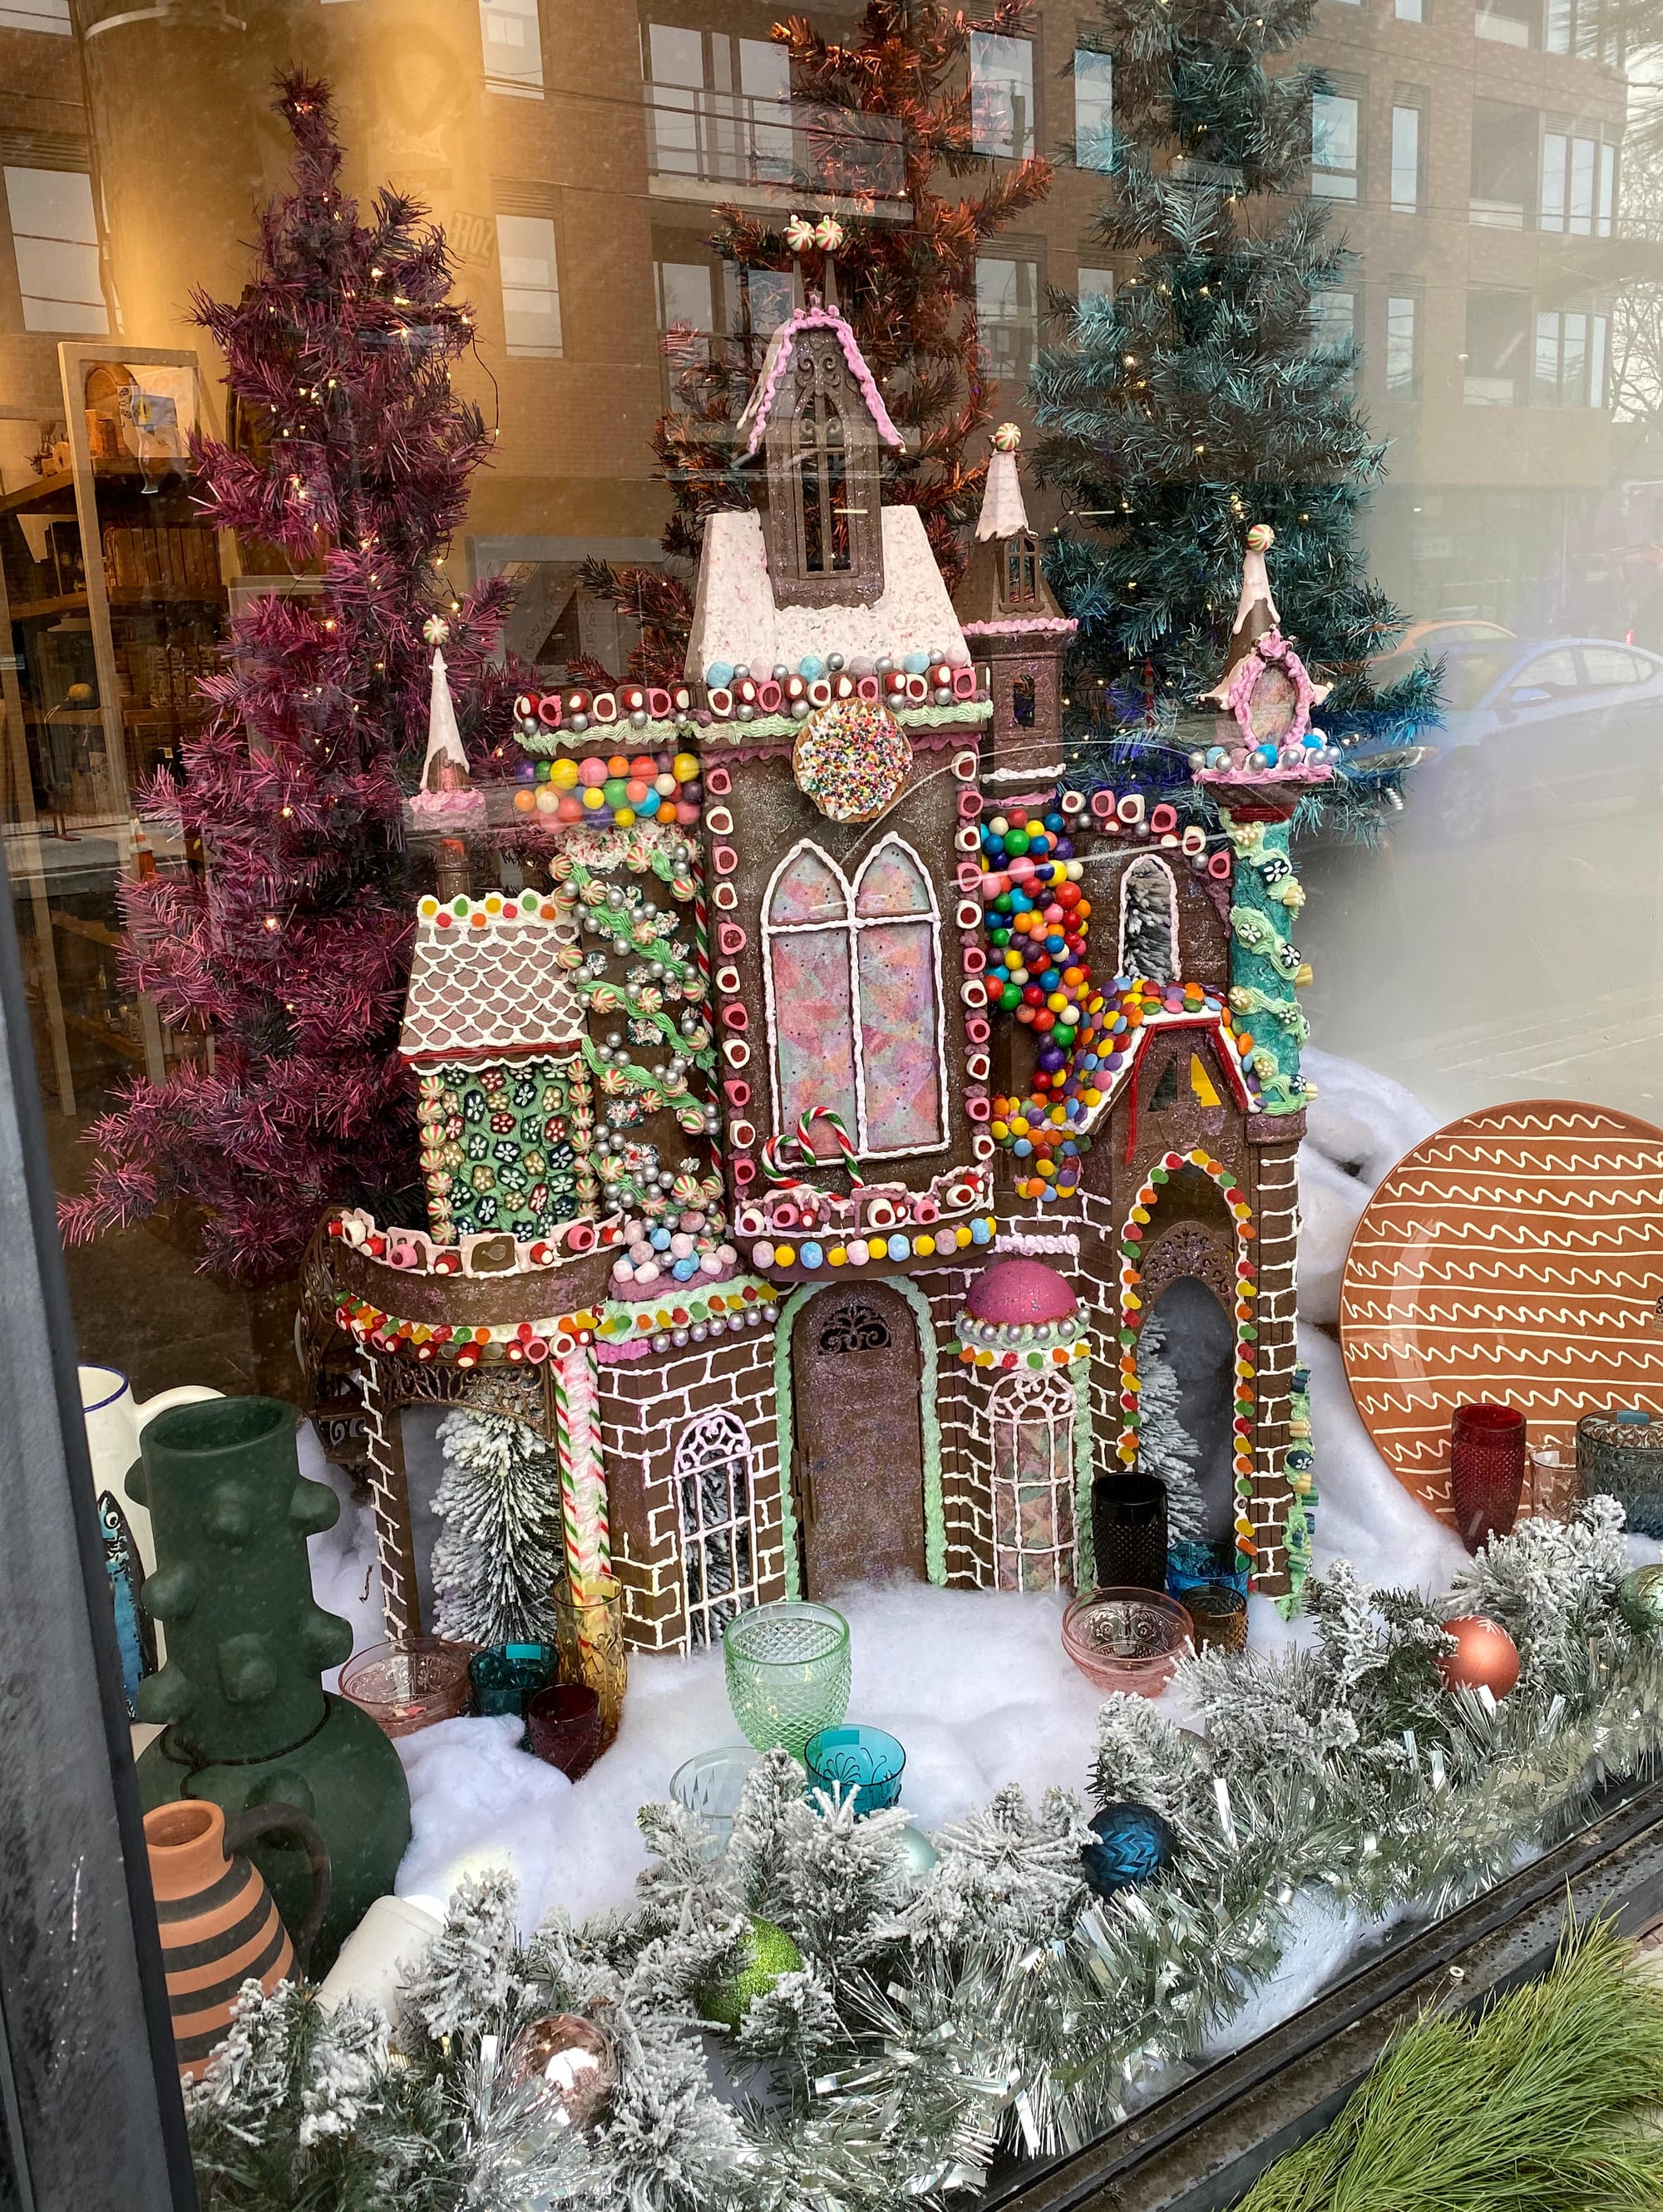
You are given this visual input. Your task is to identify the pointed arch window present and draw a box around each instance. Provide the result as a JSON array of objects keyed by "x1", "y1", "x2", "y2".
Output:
[
  {"x1": 764, "y1": 835, "x2": 945, "y2": 1160},
  {"x1": 1001, "y1": 530, "x2": 1041, "y2": 610},
  {"x1": 762, "y1": 326, "x2": 884, "y2": 608},
  {"x1": 1119, "y1": 855, "x2": 1179, "y2": 983}
]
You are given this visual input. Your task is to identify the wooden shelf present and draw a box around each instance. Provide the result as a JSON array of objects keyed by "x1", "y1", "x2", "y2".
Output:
[
  {"x1": 0, "y1": 460, "x2": 200, "y2": 517},
  {"x1": 50, "y1": 908, "x2": 124, "y2": 950},
  {"x1": 61, "y1": 1007, "x2": 146, "y2": 1061},
  {"x1": 7, "y1": 584, "x2": 223, "y2": 622}
]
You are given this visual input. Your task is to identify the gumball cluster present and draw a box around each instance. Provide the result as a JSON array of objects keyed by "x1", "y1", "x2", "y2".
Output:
[
  {"x1": 512, "y1": 750, "x2": 701, "y2": 830},
  {"x1": 980, "y1": 808, "x2": 1089, "y2": 1033},
  {"x1": 980, "y1": 805, "x2": 1096, "y2": 1203}
]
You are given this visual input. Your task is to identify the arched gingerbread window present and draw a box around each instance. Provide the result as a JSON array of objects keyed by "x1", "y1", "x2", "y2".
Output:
[
  {"x1": 989, "y1": 1368, "x2": 1079, "y2": 1590},
  {"x1": 1119, "y1": 855, "x2": 1179, "y2": 983},
  {"x1": 1002, "y1": 530, "x2": 1041, "y2": 610},
  {"x1": 674, "y1": 1410, "x2": 760, "y2": 1650},
  {"x1": 764, "y1": 836, "x2": 945, "y2": 1160},
  {"x1": 762, "y1": 324, "x2": 884, "y2": 608}
]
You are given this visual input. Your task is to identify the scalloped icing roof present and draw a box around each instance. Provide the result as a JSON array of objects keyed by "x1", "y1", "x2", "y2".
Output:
[
  {"x1": 401, "y1": 905, "x2": 586, "y2": 1065},
  {"x1": 685, "y1": 506, "x2": 972, "y2": 682}
]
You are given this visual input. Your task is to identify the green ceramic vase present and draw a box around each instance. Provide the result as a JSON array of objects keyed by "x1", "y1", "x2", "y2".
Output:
[{"x1": 132, "y1": 1397, "x2": 410, "y2": 1973}]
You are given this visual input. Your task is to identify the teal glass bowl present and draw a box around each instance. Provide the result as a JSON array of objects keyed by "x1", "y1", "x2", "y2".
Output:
[
  {"x1": 723, "y1": 1601, "x2": 851, "y2": 1756},
  {"x1": 804, "y1": 1724, "x2": 906, "y2": 1816}
]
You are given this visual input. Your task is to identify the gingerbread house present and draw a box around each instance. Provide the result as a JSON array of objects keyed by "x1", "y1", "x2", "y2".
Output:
[{"x1": 312, "y1": 254, "x2": 1330, "y2": 1656}]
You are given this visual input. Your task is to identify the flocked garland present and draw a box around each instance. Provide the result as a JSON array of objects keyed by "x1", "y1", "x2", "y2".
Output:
[{"x1": 186, "y1": 1501, "x2": 1663, "y2": 2212}]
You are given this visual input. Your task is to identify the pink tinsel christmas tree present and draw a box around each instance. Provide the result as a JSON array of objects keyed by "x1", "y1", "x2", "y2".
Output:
[{"x1": 61, "y1": 72, "x2": 515, "y2": 1284}]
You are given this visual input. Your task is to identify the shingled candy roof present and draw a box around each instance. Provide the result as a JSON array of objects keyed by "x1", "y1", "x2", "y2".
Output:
[{"x1": 400, "y1": 892, "x2": 586, "y2": 1066}]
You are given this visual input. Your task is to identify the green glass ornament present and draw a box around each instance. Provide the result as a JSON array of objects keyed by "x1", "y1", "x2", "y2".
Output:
[
  {"x1": 697, "y1": 1914, "x2": 802, "y2": 2029},
  {"x1": 896, "y1": 1822, "x2": 938, "y2": 1881},
  {"x1": 1617, "y1": 1563, "x2": 1663, "y2": 1633}
]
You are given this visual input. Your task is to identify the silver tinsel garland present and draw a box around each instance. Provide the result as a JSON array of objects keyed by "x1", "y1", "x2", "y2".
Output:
[{"x1": 185, "y1": 1502, "x2": 1663, "y2": 2212}]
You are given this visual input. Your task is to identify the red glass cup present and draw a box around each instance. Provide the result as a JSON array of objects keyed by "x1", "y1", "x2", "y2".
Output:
[
  {"x1": 1450, "y1": 1402, "x2": 1527, "y2": 1554},
  {"x1": 526, "y1": 1682, "x2": 603, "y2": 1779}
]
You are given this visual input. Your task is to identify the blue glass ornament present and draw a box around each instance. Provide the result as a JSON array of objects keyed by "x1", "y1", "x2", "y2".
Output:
[{"x1": 1081, "y1": 1802, "x2": 1175, "y2": 1898}]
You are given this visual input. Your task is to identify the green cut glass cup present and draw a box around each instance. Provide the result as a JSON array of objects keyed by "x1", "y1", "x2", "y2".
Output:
[{"x1": 723, "y1": 1601, "x2": 851, "y2": 1757}]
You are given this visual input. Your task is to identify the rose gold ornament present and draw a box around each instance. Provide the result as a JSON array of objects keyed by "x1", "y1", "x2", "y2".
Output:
[
  {"x1": 1438, "y1": 1613, "x2": 1520, "y2": 1700},
  {"x1": 501, "y1": 2012, "x2": 617, "y2": 2128}
]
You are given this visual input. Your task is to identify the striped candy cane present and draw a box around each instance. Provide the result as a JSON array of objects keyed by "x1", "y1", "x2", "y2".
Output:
[{"x1": 555, "y1": 1343, "x2": 610, "y2": 1599}]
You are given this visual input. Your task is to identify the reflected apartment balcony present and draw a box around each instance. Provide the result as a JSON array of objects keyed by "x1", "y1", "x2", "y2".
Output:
[{"x1": 644, "y1": 85, "x2": 910, "y2": 218}]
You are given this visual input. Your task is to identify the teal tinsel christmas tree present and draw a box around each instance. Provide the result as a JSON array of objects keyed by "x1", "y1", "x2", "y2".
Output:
[{"x1": 1031, "y1": 0, "x2": 1434, "y2": 829}]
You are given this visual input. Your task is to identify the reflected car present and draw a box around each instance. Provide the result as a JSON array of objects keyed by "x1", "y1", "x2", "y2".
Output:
[
  {"x1": 1368, "y1": 617, "x2": 1514, "y2": 692},
  {"x1": 1346, "y1": 637, "x2": 1663, "y2": 838}
]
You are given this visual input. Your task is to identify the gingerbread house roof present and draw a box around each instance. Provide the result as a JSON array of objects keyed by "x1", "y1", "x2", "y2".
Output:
[
  {"x1": 685, "y1": 505, "x2": 972, "y2": 684},
  {"x1": 1067, "y1": 983, "x2": 1261, "y2": 1140},
  {"x1": 400, "y1": 894, "x2": 585, "y2": 1067},
  {"x1": 733, "y1": 303, "x2": 906, "y2": 460}
]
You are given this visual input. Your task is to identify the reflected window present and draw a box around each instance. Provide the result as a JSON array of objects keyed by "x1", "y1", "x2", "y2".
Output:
[
  {"x1": 1477, "y1": 0, "x2": 1538, "y2": 41},
  {"x1": 0, "y1": 0, "x2": 68, "y2": 27},
  {"x1": 1534, "y1": 306, "x2": 1609, "y2": 407},
  {"x1": 970, "y1": 32, "x2": 1035, "y2": 159},
  {"x1": 1312, "y1": 287, "x2": 1356, "y2": 352},
  {"x1": 1078, "y1": 264, "x2": 1115, "y2": 303},
  {"x1": 3, "y1": 169, "x2": 106, "y2": 335},
  {"x1": 1471, "y1": 101, "x2": 1537, "y2": 228},
  {"x1": 1387, "y1": 285, "x2": 1422, "y2": 398},
  {"x1": 975, "y1": 255, "x2": 1040, "y2": 381},
  {"x1": 480, "y1": 0, "x2": 543, "y2": 98},
  {"x1": 1542, "y1": 127, "x2": 1617, "y2": 238},
  {"x1": 657, "y1": 259, "x2": 713, "y2": 360},
  {"x1": 644, "y1": 24, "x2": 792, "y2": 189},
  {"x1": 1391, "y1": 101, "x2": 1423, "y2": 213},
  {"x1": 497, "y1": 214, "x2": 562, "y2": 357},
  {"x1": 1312, "y1": 92, "x2": 1360, "y2": 200},
  {"x1": 1075, "y1": 47, "x2": 1113, "y2": 172},
  {"x1": 1395, "y1": 0, "x2": 1424, "y2": 18},
  {"x1": 1465, "y1": 287, "x2": 1530, "y2": 406}
]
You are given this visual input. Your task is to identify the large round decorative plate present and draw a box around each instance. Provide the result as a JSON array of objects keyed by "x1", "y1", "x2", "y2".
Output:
[{"x1": 1340, "y1": 1100, "x2": 1663, "y2": 1526}]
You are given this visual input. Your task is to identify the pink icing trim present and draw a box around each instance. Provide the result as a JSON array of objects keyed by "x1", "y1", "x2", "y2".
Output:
[
  {"x1": 409, "y1": 789, "x2": 487, "y2": 822},
  {"x1": 738, "y1": 307, "x2": 906, "y2": 459},
  {"x1": 1222, "y1": 629, "x2": 1315, "y2": 744},
  {"x1": 960, "y1": 617, "x2": 1079, "y2": 636}
]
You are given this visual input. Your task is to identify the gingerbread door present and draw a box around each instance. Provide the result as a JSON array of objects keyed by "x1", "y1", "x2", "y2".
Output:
[{"x1": 791, "y1": 1283, "x2": 926, "y2": 1597}]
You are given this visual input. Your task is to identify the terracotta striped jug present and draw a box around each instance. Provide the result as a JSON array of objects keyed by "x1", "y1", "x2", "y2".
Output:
[{"x1": 143, "y1": 1799, "x2": 331, "y2": 2079}]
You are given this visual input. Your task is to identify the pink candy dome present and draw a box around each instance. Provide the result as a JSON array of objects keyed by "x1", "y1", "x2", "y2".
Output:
[{"x1": 965, "y1": 1256, "x2": 1078, "y2": 1327}]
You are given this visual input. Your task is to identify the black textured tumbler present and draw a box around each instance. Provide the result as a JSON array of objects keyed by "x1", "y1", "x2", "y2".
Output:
[{"x1": 1089, "y1": 1472, "x2": 1168, "y2": 1594}]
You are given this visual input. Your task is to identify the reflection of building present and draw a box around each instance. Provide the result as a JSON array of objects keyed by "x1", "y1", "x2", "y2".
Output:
[{"x1": 0, "y1": 0, "x2": 1652, "y2": 1121}]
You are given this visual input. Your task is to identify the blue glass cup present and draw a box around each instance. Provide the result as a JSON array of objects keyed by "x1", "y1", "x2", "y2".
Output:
[
  {"x1": 468, "y1": 1641, "x2": 560, "y2": 1720},
  {"x1": 803, "y1": 1724, "x2": 906, "y2": 1816}
]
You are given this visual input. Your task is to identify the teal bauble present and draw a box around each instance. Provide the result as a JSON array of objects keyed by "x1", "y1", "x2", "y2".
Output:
[
  {"x1": 1617, "y1": 1563, "x2": 1663, "y2": 1633},
  {"x1": 697, "y1": 1914, "x2": 803, "y2": 2028}
]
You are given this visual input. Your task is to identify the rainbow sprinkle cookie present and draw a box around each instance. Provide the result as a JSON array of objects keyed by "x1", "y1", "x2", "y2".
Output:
[{"x1": 792, "y1": 697, "x2": 912, "y2": 823}]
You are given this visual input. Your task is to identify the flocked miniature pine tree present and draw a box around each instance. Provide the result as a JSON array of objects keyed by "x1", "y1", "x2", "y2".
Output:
[
  {"x1": 60, "y1": 73, "x2": 516, "y2": 1283},
  {"x1": 1030, "y1": 0, "x2": 1434, "y2": 824},
  {"x1": 431, "y1": 1410, "x2": 566, "y2": 1647},
  {"x1": 1135, "y1": 1313, "x2": 1206, "y2": 1542},
  {"x1": 582, "y1": 0, "x2": 1054, "y2": 681}
]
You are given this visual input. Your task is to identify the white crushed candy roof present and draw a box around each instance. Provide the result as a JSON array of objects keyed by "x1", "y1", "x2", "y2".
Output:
[
  {"x1": 684, "y1": 506, "x2": 971, "y2": 683},
  {"x1": 975, "y1": 447, "x2": 1031, "y2": 541}
]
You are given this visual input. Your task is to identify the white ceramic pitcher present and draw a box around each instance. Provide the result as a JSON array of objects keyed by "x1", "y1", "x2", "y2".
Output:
[{"x1": 81, "y1": 1365, "x2": 222, "y2": 1632}]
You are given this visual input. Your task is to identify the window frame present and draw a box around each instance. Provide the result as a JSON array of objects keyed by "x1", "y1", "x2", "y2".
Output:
[
  {"x1": 989, "y1": 1366, "x2": 1082, "y2": 1592},
  {"x1": 762, "y1": 834, "x2": 949, "y2": 1162},
  {"x1": 673, "y1": 1409, "x2": 760, "y2": 1651}
]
